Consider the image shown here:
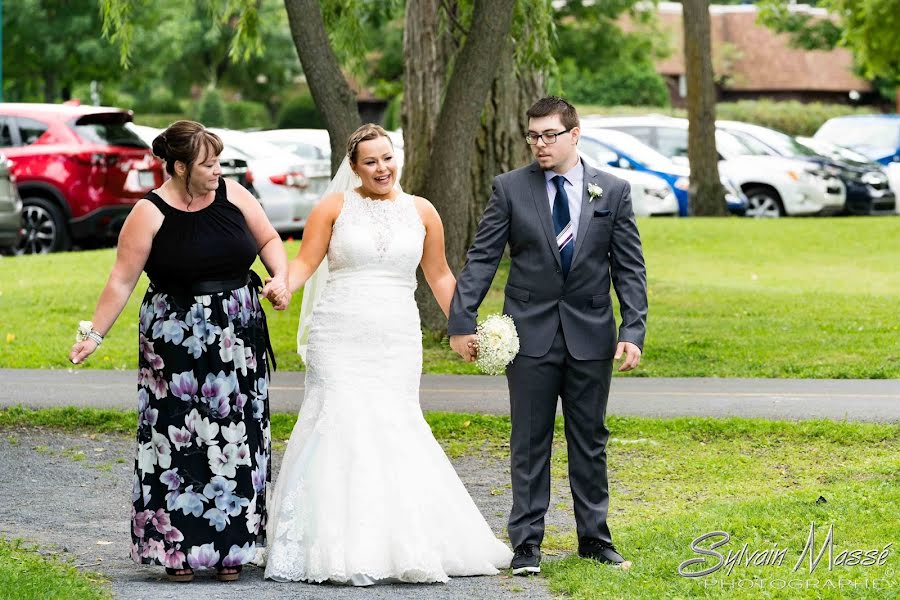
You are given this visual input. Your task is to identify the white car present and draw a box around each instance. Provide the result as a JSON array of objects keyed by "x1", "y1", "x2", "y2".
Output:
[
  {"x1": 209, "y1": 128, "x2": 317, "y2": 233},
  {"x1": 245, "y1": 129, "x2": 331, "y2": 199},
  {"x1": 579, "y1": 151, "x2": 678, "y2": 216},
  {"x1": 585, "y1": 115, "x2": 845, "y2": 217}
]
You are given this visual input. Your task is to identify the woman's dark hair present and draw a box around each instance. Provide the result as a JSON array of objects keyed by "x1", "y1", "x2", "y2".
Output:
[{"x1": 151, "y1": 120, "x2": 224, "y2": 197}]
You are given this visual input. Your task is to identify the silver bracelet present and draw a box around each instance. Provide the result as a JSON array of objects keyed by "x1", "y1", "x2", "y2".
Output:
[{"x1": 87, "y1": 330, "x2": 104, "y2": 345}]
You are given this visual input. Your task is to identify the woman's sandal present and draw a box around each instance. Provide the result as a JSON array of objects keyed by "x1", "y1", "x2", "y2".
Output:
[
  {"x1": 165, "y1": 567, "x2": 194, "y2": 583},
  {"x1": 216, "y1": 565, "x2": 242, "y2": 582}
]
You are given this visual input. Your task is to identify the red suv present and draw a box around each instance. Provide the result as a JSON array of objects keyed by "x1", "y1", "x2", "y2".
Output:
[{"x1": 0, "y1": 103, "x2": 164, "y2": 253}]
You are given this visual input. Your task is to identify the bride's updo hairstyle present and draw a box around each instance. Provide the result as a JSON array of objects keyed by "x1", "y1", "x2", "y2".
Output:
[
  {"x1": 152, "y1": 120, "x2": 224, "y2": 196},
  {"x1": 347, "y1": 123, "x2": 392, "y2": 164}
]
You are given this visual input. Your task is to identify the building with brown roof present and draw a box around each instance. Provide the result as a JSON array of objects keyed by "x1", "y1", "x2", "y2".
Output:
[{"x1": 642, "y1": 2, "x2": 874, "y2": 106}]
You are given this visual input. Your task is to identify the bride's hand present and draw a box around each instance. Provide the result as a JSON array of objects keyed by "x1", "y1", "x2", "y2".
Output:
[{"x1": 263, "y1": 276, "x2": 291, "y2": 310}]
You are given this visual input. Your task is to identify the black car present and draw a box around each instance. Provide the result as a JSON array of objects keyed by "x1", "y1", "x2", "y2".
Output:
[{"x1": 718, "y1": 121, "x2": 895, "y2": 216}]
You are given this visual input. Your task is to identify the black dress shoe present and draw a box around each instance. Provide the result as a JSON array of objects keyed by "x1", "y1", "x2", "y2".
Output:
[
  {"x1": 578, "y1": 538, "x2": 625, "y2": 565},
  {"x1": 511, "y1": 543, "x2": 541, "y2": 575}
]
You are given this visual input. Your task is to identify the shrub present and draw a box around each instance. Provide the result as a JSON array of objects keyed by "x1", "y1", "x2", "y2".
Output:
[
  {"x1": 195, "y1": 88, "x2": 227, "y2": 128},
  {"x1": 226, "y1": 100, "x2": 272, "y2": 130},
  {"x1": 714, "y1": 100, "x2": 878, "y2": 136},
  {"x1": 276, "y1": 94, "x2": 326, "y2": 129},
  {"x1": 560, "y1": 60, "x2": 670, "y2": 108},
  {"x1": 382, "y1": 94, "x2": 402, "y2": 131},
  {"x1": 132, "y1": 88, "x2": 184, "y2": 114},
  {"x1": 133, "y1": 113, "x2": 190, "y2": 129}
]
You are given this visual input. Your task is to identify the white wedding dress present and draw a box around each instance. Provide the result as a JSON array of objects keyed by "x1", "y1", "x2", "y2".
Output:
[{"x1": 264, "y1": 190, "x2": 512, "y2": 584}]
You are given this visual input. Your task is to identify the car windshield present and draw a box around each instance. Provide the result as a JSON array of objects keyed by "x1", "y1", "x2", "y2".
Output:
[
  {"x1": 714, "y1": 130, "x2": 766, "y2": 159},
  {"x1": 584, "y1": 129, "x2": 672, "y2": 169},
  {"x1": 74, "y1": 113, "x2": 147, "y2": 148},
  {"x1": 816, "y1": 118, "x2": 899, "y2": 149},
  {"x1": 721, "y1": 130, "x2": 775, "y2": 157},
  {"x1": 798, "y1": 137, "x2": 873, "y2": 164},
  {"x1": 265, "y1": 140, "x2": 326, "y2": 161},
  {"x1": 215, "y1": 131, "x2": 286, "y2": 159},
  {"x1": 734, "y1": 126, "x2": 818, "y2": 158}
]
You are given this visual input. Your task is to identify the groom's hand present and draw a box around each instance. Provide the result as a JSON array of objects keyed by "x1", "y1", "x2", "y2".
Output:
[
  {"x1": 449, "y1": 334, "x2": 478, "y2": 362},
  {"x1": 615, "y1": 341, "x2": 642, "y2": 372}
]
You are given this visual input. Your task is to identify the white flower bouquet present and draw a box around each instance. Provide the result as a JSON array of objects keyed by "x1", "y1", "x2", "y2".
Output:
[{"x1": 475, "y1": 314, "x2": 520, "y2": 375}]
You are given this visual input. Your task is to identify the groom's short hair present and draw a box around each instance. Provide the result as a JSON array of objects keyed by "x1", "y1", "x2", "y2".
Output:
[{"x1": 526, "y1": 97, "x2": 579, "y2": 130}]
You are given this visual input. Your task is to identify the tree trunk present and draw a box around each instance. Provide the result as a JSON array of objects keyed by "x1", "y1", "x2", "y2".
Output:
[
  {"x1": 401, "y1": 0, "x2": 451, "y2": 195},
  {"x1": 414, "y1": 0, "x2": 518, "y2": 332},
  {"x1": 682, "y1": 0, "x2": 725, "y2": 216},
  {"x1": 283, "y1": 0, "x2": 360, "y2": 174},
  {"x1": 469, "y1": 41, "x2": 544, "y2": 247}
]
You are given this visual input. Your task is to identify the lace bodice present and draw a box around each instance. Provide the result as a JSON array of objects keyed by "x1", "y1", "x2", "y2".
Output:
[{"x1": 326, "y1": 190, "x2": 425, "y2": 281}]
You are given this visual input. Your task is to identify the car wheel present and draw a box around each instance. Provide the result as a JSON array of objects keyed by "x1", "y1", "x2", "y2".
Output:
[
  {"x1": 14, "y1": 197, "x2": 71, "y2": 255},
  {"x1": 744, "y1": 186, "x2": 784, "y2": 218}
]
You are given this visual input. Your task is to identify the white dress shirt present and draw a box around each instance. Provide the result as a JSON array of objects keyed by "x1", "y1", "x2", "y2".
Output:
[{"x1": 545, "y1": 159, "x2": 584, "y2": 243}]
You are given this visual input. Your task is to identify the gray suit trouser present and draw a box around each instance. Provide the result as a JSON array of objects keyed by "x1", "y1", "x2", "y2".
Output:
[{"x1": 506, "y1": 326, "x2": 614, "y2": 548}]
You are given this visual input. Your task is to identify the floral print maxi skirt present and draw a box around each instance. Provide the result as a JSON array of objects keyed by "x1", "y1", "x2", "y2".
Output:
[{"x1": 131, "y1": 282, "x2": 271, "y2": 570}]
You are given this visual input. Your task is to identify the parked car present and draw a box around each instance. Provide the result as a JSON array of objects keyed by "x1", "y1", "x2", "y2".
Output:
[
  {"x1": 244, "y1": 129, "x2": 331, "y2": 200},
  {"x1": 580, "y1": 127, "x2": 747, "y2": 216},
  {"x1": 128, "y1": 123, "x2": 258, "y2": 196},
  {"x1": 579, "y1": 128, "x2": 691, "y2": 214},
  {"x1": 208, "y1": 128, "x2": 316, "y2": 233},
  {"x1": 719, "y1": 120, "x2": 895, "y2": 215},
  {"x1": 0, "y1": 103, "x2": 164, "y2": 253},
  {"x1": 579, "y1": 151, "x2": 678, "y2": 216},
  {"x1": 0, "y1": 154, "x2": 23, "y2": 253},
  {"x1": 585, "y1": 115, "x2": 845, "y2": 217},
  {"x1": 813, "y1": 114, "x2": 900, "y2": 166}
]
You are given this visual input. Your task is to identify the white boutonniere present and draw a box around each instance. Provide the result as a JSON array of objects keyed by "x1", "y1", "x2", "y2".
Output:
[{"x1": 588, "y1": 183, "x2": 603, "y2": 202}]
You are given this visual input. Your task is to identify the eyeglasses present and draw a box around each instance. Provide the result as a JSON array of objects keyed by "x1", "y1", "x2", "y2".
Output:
[{"x1": 525, "y1": 128, "x2": 572, "y2": 145}]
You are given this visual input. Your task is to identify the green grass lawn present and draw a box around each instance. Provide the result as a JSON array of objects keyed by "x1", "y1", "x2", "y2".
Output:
[
  {"x1": 3, "y1": 407, "x2": 898, "y2": 599},
  {"x1": 1, "y1": 218, "x2": 897, "y2": 377},
  {"x1": 0, "y1": 539, "x2": 109, "y2": 600}
]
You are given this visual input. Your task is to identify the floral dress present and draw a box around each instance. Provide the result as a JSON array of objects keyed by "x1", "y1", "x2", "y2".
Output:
[{"x1": 130, "y1": 180, "x2": 271, "y2": 571}]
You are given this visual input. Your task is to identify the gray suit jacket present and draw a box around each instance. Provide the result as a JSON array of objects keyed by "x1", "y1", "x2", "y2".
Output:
[{"x1": 448, "y1": 159, "x2": 647, "y2": 360}]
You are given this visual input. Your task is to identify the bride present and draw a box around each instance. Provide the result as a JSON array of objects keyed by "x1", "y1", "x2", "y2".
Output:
[{"x1": 263, "y1": 124, "x2": 512, "y2": 585}]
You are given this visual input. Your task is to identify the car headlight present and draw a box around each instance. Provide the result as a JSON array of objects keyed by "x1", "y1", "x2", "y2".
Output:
[
  {"x1": 861, "y1": 171, "x2": 887, "y2": 186},
  {"x1": 788, "y1": 167, "x2": 822, "y2": 182},
  {"x1": 674, "y1": 177, "x2": 690, "y2": 191}
]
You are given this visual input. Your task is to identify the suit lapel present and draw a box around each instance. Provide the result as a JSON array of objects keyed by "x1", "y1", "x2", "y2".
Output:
[
  {"x1": 571, "y1": 160, "x2": 598, "y2": 267},
  {"x1": 527, "y1": 163, "x2": 562, "y2": 269}
]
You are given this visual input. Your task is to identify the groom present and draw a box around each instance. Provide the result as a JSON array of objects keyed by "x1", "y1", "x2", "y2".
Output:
[{"x1": 449, "y1": 97, "x2": 647, "y2": 574}]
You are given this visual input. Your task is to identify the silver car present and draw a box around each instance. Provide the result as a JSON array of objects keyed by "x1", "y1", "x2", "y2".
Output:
[
  {"x1": 209, "y1": 129, "x2": 316, "y2": 233},
  {"x1": 244, "y1": 129, "x2": 332, "y2": 203},
  {"x1": 0, "y1": 154, "x2": 23, "y2": 253}
]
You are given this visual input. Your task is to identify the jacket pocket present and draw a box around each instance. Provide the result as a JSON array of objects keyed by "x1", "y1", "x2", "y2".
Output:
[
  {"x1": 505, "y1": 284, "x2": 530, "y2": 302},
  {"x1": 593, "y1": 209, "x2": 612, "y2": 218},
  {"x1": 591, "y1": 293, "x2": 611, "y2": 308}
]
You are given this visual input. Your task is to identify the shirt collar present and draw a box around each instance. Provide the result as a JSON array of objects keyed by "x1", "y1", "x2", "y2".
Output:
[{"x1": 545, "y1": 159, "x2": 585, "y2": 186}]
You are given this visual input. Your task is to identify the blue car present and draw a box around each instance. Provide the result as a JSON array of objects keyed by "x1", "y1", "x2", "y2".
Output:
[
  {"x1": 580, "y1": 128, "x2": 691, "y2": 215},
  {"x1": 814, "y1": 115, "x2": 900, "y2": 166},
  {"x1": 579, "y1": 128, "x2": 746, "y2": 216}
]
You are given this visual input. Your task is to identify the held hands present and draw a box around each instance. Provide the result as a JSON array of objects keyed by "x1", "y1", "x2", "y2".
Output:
[
  {"x1": 449, "y1": 334, "x2": 478, "y2": 363},
  {"x1": 615, "y1": 341, "x2": 641, "y2": 372},
  {"x1": 69, "y1": 339, "x2": 99, "y2": 365},
  {"x1": 262, "y1": 275, "x2": 291, "y2": 310}
]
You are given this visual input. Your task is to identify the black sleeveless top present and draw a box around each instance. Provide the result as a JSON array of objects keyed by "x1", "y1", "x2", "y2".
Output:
[{"x1": 143, "y1": 179, "x2": 257, "y2": 286}]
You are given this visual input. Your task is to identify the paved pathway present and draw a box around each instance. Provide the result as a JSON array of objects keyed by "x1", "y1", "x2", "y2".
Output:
[{"x1": 2, "y1": 369, "x2": 898, "y2": 422}]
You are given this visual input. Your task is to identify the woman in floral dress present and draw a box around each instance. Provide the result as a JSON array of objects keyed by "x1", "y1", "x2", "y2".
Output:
[{"x1": 69, "y1": 121, "x2": 290, "y2": 582}]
